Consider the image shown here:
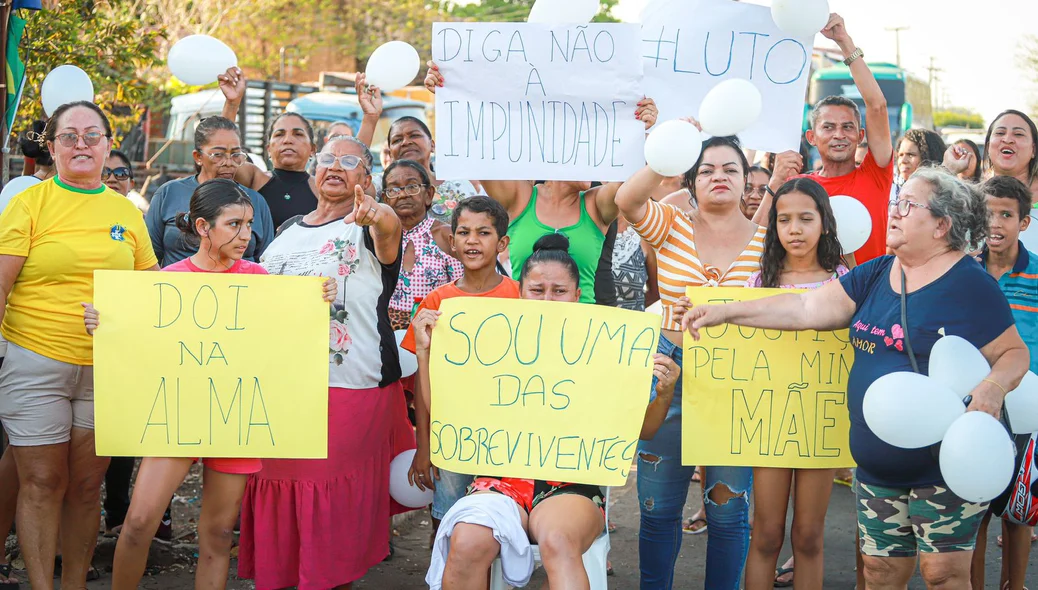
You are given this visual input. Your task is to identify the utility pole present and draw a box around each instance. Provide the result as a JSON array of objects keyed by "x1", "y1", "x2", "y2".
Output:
[
  {"x1": 886, "y1": 26, "x2": 909, "y2": 67},
  {"x1": 927, "y1": 56, "x2": 943, "y2": 113}
]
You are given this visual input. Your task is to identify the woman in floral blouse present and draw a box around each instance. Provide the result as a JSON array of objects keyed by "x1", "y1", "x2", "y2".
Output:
[
  {"x1": 238, "y1": 136, "x2": 403, "y2": 590},
  {"x1": 382, "y1": 159, "x2": 463, "y2": 331}
]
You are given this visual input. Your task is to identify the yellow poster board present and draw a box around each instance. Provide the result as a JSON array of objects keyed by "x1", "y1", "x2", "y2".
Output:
[
  {"x1": 429, "y1": 298, "x2": 661, "y2": 486},
  {"x1": 682, "y1": 287, "x2": 855, "y2": 468},
  {"x1": 93, "y1": 270, "x2": 329, "y2": 458}
]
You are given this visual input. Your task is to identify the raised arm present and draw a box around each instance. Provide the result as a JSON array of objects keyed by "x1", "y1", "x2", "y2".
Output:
[
  {"x1": 355, "y1": 72, "x2": 382, "y2": 148},
  {"x1": 481, "y1": 180, "x2": 534, "y2": 220},
  {"x1": 751, "y1": 150, "x2": 805, "y2": 226},
  {"x1": 615, "y1": 166, "x2": 665, "y2": 226},
  {"x1": 682, "y1": 278, "x2": 857, "y2": 339},
  {"x1": 822, "y1": 14, "x2": 891, "y2": 166},
  {"x1": 215, "y1": 68, "x2": 270, "y2": 191},
  {"x1": 346, "y1": 185, "x2": 402, "y2": 265}
]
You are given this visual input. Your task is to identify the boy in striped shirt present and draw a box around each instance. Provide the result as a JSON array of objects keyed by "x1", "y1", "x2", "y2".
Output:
[{"x1": 975, "y1": 175, "x2": 1037, "y2": 590}]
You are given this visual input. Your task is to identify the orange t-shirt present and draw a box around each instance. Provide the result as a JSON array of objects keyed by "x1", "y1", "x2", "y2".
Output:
[
  {"x1": 799, "y1": 151, "x2": 894, "y2": 264},
  {"x1": 401, "y1": 277, "x2": 521, "y2": 353}
]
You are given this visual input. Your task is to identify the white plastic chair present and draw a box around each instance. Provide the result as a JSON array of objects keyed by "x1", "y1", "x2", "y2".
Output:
[{"x1": 489, "y1": 487, "x2": 611, "y2": 590}]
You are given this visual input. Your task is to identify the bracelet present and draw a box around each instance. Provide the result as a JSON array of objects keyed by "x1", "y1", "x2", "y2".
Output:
[
  {"x1": 843, "y1": 47, "x2": 864, "y2": 66},
  {"x1": 765, "y1": 185, "x2": 777, "y2": 198},
  {"x1": 982, "y1": 378, "x2": 1008, "y2": 396}
]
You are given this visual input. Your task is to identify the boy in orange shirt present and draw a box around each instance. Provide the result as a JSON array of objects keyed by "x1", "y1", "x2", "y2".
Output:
[{"x1": 400, "y1": 195, "x2": 519, "y2": 538}]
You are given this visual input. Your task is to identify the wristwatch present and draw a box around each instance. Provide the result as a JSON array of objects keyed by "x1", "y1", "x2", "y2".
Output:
[{"x1": 843, "y1": 47, "x2": 864, "y2": 66}]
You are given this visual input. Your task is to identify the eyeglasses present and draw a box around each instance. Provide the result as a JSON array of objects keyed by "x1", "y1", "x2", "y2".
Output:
[
  {"x1": 382, "y1": 183, "x2": 428, "y2": 200},
  {"x1": 102, "y1": 167, "x2": 132, "y2": 181},
  {"x1": 54, "y1": 131, "x2": 107, "y2": 148},
  {"x1": 744, "y1": 185, "x2": 768, "y2": 197},
  {"x1": 316, "y1": 153, "x2": 367, "y2": 171},
  {"x1": 889, "y1": 198, "x2": 932, "y2": 217},
  {"x1": 203, "y1": 151, "x2": 249, "y2": 166}
]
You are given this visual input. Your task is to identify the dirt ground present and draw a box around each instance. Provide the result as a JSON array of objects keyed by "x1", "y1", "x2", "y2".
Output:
[{"x1": 4, "y1": 462, "x2": 1037, "y2": 588}]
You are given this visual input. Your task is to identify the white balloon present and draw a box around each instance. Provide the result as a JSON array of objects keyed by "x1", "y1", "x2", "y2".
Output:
[
  {"x1": 389, "y1": 449, "x2": 434, "y2": 508},
  {"x1": 644, "y1": 120, "x2": 703, "y2": 177},
  {"x1": 41, "y1": 66, "x2": 94, "y2": 116},
  {"x1": 829, "y1": 195, "x2": 872, "y2": 254},
  {"x1": 167, "y1": 35, "x2": 237, "y2": 86},
  {"x1": 698, "y1": 79, "x2": 763, "y2": 137},
  {"x1": 863, "y1": 372, "x2": 964, "y2": 449},
  {"x1": 0, "y1": 176, "x2": 41, "y2": 214},
  {"x1": 394, "y1": 329, "x2": 418, "y2": 378},
  {"x1": 528, "y1": 0, "x2": 599, "y2": 24},
  {"x1": 365, "y1": 41, "x2": 421, "y2": 93},
  {"x1": 928, "y1": 335, "x2": 990, "y2": 398},
  {"x1": 940, "y1": 411, "x2": 1016, "y2": 502},
  {"x1": 1005, "y1": 371, "x2": 1038, "y2": 434},
  {"x1": 771, "y1": 0, "x2": 830, "y2": 39}
]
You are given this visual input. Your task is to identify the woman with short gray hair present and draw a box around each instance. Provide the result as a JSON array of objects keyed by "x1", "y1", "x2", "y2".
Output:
[{"x1": 680, "y1": 167, "x2": 1029, "y2": 588}]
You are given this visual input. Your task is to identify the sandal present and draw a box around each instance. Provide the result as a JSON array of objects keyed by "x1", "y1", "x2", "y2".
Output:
[
  {"x1": 691, "y1": 467, "x2": 702, "y2": 484},
  {"x1": 682, "y1": 517, "x2": 708, "y2": 535},
  {"x1": 0, "y1": 563, "x2": 19, "y2": 589},
  {"x1": 774, "y1": 565, "x2": 794, "y2": 588},
  {"x1": 52, "y1": 557, "x2": 100, "y2": 582}
]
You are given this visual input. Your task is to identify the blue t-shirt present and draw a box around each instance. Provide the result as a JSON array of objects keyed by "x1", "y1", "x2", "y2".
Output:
[
  {"x1": 145, "y1": 176, "x2": 275, "y2": 267},
  {"x1": 839, "y1": 255, "x2": 1014, "y2": 487}
]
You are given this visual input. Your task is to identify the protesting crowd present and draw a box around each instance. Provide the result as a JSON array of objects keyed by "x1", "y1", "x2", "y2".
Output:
[{"x1": 0, "y1": 4, "x2": 1037, "y2": 590}]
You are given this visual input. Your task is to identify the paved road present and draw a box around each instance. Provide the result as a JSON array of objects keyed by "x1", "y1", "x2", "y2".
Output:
[
  {"x1": 44, "y1": 465, "x2": 1036, "y2": 588},
  {"x1": 357, "y1": 467, "x2": 1038, "y2": 589}
]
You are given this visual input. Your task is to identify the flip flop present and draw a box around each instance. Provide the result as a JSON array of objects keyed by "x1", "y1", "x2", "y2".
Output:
[
  {"x1": 0, "y1": 563, "x2": 20, "y2": 589},
  {"x1": 682, "y1": 517, "x2": 708, "y2": 535},
  {"x1": 833, "y1": 476, "x2": 852, "y2": 487},
  {"x1": 774, "y1": 565, "x2": 794, "y2": 588}
]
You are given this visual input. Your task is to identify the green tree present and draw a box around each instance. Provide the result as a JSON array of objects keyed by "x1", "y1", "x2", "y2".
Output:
[
  {"x1": 20, "y1": 0, "x2": 165, "y2": 140},
  {"x1": 441, "y1": 0, "x2": 621, "y2": 23},
  {"x1": 933, "y1": 108, "x2": 985, "y2": 129}
]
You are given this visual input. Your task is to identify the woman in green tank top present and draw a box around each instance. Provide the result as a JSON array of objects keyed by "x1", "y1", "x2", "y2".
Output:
[{"x1": 423, "y1": 64, "x2": 660, "y2": 305}]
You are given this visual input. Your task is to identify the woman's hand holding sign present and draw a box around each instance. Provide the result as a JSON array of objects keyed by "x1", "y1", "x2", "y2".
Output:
[
  {"x1": 680, "y1": 302, "x2": 729, "y2": 341},
  {"x1": 83, "y1": 302, "x2": 99, "y2": 335},
  {"x1": 322, "y1": 278, "x2": 338, "y2": 303}
]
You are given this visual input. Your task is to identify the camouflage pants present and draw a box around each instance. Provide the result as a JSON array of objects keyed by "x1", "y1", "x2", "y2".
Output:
[{"x1": 856, "y1": 480, "x2": 988, "y2": 557}]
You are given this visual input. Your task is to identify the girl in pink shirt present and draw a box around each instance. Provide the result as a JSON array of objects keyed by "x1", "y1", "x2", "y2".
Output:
[{"x1": 84, "y1": 178, "x2": 335, "y2": 590}]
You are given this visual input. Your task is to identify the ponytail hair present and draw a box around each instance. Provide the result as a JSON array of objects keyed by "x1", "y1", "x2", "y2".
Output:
[
  {"x1": 174, "y1": 178, "x2": 253, "y2": 246},
  {"x1": 519, "y1": 233, "x2": 580, "y2": 287}
]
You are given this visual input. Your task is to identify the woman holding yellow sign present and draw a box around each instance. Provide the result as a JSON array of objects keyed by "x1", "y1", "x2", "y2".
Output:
[
  {"x1": 682, "y1": 168, "x2": 1029, "y2": 589},
  {"x1": 616, "y1": 132, "x2": 765, "y2": 589},
  {"x1": 85, "y1": 178, "x2": 337, "y2": 590},
  {"x1": 238, "y1": 136, "x2": 404, "y2": 590},
  {"x1": 742, "y1": 178, "x2": 848, "y2": 590},
  {"x1": 414, "y1": 234, "x2": 680, "y2": 589}
]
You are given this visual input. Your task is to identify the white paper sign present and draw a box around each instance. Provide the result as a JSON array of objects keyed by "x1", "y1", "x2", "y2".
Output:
[
  {"x1": 641, "y1": 0, "x2": 812, "y2": 153},
  {"x1": 432, "y1": 23, "x2": 646, "y2": 182}
]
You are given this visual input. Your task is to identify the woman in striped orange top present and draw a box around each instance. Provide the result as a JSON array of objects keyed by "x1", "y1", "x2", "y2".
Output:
[{"x1": 616, "y1": 134, "x2": 764, "y2": 590}]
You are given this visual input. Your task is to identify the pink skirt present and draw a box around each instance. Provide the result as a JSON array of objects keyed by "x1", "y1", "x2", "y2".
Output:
[
  {"x1": 237, "y1": 383, "x2": 396, "y2": 589},
  {"x1": 390, "y1": 378, "x2": 419, "y2": 517}
]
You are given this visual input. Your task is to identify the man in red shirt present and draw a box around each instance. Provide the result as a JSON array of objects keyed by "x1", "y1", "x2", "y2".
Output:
[{"x1": 754, "y1": 14, "x2": 894, "y2": 264}]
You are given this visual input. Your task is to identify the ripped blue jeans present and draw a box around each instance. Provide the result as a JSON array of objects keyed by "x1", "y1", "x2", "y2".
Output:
[{"x1": 637, "y1": 334, "x2": 752, "y2": 590}]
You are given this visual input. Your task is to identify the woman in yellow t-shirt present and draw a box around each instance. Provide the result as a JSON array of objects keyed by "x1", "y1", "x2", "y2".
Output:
[{"x1": 0, "y1": 101, "x2": 158, "y2": 589}]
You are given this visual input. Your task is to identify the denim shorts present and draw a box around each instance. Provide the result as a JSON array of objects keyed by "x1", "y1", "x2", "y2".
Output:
[{"x1": 432, "y1": 469, "x2": 475, "y2": 520}]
